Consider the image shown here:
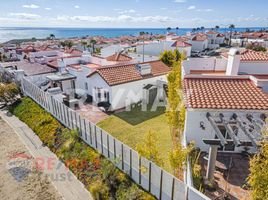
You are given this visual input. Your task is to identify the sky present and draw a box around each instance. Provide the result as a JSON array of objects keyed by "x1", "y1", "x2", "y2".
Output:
[{"x1": 0, "y1": 0, "x2": 268, "y2": 28}]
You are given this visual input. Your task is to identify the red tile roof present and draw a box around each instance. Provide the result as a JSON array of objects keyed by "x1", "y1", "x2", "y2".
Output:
[
  {"x1": 183, "y1": 76, "x2": 268, "y2": 110},
  {"x1": 64, "y1": 48, "x2": 83, "y2": 56},
  {"x1": 171, "y1": 41, "x2": 192, "y2": 47},
  {"x1": 217, "y1": 33, "x2": 225, "y2": 37},
  {"x1": 206, "y1": 31, "x2": 218, "y2": 35},
  {"x1": 240, "y1": 49, "x2": 268, "y2": 61},
  {"x1": 87, "y1": 60, "x2": 170, "y2": 86},
  {"x1": 221, "y1": 49, "x2": 268, "y2": 62},
  {"x1": 106, "y1": 53, "x2": 132, "y2": 62},
  {"x1": 192, "y1": 34, "x2": 208, "y2": 41}
]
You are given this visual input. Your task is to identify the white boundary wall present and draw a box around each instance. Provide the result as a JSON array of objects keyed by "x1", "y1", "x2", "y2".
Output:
[{"x1": 21, "y1": 77, "x2": 210, "y2": 200}]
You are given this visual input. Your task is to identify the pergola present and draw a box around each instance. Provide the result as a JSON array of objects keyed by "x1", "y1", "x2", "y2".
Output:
[{"x1": 203, "y1": 112, "x2": 266, "y2": 181}]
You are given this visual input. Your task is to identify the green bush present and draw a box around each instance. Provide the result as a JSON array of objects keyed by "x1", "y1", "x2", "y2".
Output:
[{"x1": 10, "y1": 97, "x2": 155, "y2": 200}]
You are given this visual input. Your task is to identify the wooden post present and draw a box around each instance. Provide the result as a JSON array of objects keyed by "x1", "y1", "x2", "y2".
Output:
[
  {"x1": 89, "y1": 122, "x2": 92, "y2": 145},
  {"x1": 130, "y1": 149, "x2": 132, "y2": 177},
  {"x1": 171, "y1": 177, "x2": 175, "y2": 200},
  {"x1": 114, "y1": 138, "x2": 116, "y2": 159},
  {"x1": 78, "y1": 115, "x2": 82, "y2": 137},
  {"x1": 149, "y1": 162, "x2": 151, "y2": 192},
  {"x1": 139, "y1": 156, "x2": 141, "y2": 184},
  {"x1": 94, "y1": 126, "x2": 97, "y2": 149},
  {"x1": 121, "y1": 143, "x2": 124, "y2": 170},
  {"x1": 100, "y1": 130, "x2": 104, "y2": 154},
  {"x1": 70, "y1": 111, "x2": 74, "y2": 129},
  {"x1": 159, "y1": 170, "x2": 163, "y2": 200},
  {"x1": 83, "y1": 119, "x2": 87, "y2": 140},
  {"x1": 107, "y1": 134, "x2": 110, "y2": 158}
]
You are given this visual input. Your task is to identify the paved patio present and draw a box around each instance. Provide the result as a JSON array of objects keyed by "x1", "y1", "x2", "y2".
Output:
[
  {"x1": 76, "y1": 103, "x2": 108, "y2": 124},
  {"x1": 200, "y1": 153, "x2": 250, "y2": 200}
]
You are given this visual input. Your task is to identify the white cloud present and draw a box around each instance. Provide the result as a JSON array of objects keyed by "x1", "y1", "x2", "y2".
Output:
[
  {"x1": 196, "y1": 8, "x2": 213, "y2": 12},
  {"x1": 45, "y1": 8, "x2": 51, "y2": 10},
  {"x1": 118, "y1": 9, "x2": 136, "y2": 14},
  {"x1": 74, "y1": 5, "x2": 80, "y2": 9},
  {"x1": 9, "y1": 13, "x2": 41, "y2": 20},
  {"x1": 188, "y1": 5, "x2": 196, "y2": 10},
  {"x1": 22, "y1": 4, "x2": 39, "y2": 9},
  {"x1": 161, "y1": 8, "x2": 167, "y2": 10},
  {"x1": 174, "y1": 0, "x2": 187, "y2": 3},
  {"x1": 55, "y1": 14, "x2": 173, "y2": 23}
]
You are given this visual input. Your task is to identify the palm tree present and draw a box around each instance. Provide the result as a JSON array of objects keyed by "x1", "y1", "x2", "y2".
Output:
[
  {"x1": 49, "y1": 34, "x2": 55, "y2": 40},
  {"x1": 200, "y1": 26, "x2": 205, "y2": 33},
  {"x1": 65, "y1": 40, "x2": 74, "y2": 49},
  {"x1": 60, "y1": 41, "x2": 66, "y2": 49},
  {"x1": 215, "y1": 25, "x2": 220, "y2": 31},
  {"x1": 81, "y1": 41, "x2": 87, "y2": 51},
  {"x1": 192, "y1": 28, "x2": 196, "y2": 33},
  {"x1": 167, "y1": 27, "x2": 172, "y2": 32},
  {"x1": 176, "y1": 27, "x2": 179, "y2": 35},
  {"x1": 90, "y1": 39, "x2": 97, "y2": 53},
  {"x1": 229, "y1": 24, "x2": 235, "y2": 45}
]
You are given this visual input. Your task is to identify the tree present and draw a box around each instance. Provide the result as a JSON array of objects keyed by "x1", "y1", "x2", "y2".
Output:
[
  {"x1": 229, "y1": 24, "x2": 235, "y2": 45},
  {"x1": 167, "y1": 27, "x2": 172, "y2": 32},
  {"x1": 159, "y1": 50, "x2": 176, "y2": 67},
  {"x1": 0, "y1": 83, "x2": 20, "y2": 106},
  {"x1": 65, "y1": 40, "x2": 74, "y2": 49},
  {"x1": 49, "y1": 34, "x2": 56, "y2": 40},
  {"x1": 176, "y1": 27, "x2": 179, "y2": 35},
  {"x1": 246, "y1": 44, "x2": 267, "y2": 52},
  {"x1": 90, "y1": 39, "x2": 97, "y2": 53},
  {"x1": 166, "y1": 60, "x2": 183, "y2": 143},
  {"x1": 136, "y1": 131, "x2": 164, "y2": 166},
  {"x1": 60, "y1": 41, "x2": 67, "y2": 49},
  {"x1": 169, "y1": 142, "x2": 193, "y2": 177},
  {"x1": 215, "y1": 25, "x2": 220, "y2": 31},
  {"x1": 81, "y1": 40, "x2": 88, "y2": 51},
  {"x1": 248, "y1": 121, "x2": 268, "y2": 200}
]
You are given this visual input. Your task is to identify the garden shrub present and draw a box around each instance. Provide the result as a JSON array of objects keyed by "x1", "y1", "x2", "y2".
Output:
[{"x1": 10, "y1": 97, "x2": 155, "y2": 200}]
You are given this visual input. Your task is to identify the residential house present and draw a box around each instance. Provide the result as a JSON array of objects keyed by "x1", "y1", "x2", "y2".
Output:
[{"x1": 183, "y1": 75, "x2": 268, "y2": 152}]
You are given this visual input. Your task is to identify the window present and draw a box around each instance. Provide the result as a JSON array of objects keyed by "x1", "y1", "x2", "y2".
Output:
[{"x1": 95, "y1": 88, "x2": 109, "y2": 102}]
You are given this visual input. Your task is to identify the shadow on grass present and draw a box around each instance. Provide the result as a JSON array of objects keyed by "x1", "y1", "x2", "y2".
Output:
[{"x1": 114, "y1": 103, "x2": 166, "y2": 126}]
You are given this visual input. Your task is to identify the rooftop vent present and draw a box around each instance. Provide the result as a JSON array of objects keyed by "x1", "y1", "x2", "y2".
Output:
[{"x1": 136, "y1": 63, "x2": 152, "y2": 75}]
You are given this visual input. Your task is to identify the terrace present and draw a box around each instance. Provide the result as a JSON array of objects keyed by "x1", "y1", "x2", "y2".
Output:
[{"x1": 200, "y1": 153, "x2": 250, "y2": 200}]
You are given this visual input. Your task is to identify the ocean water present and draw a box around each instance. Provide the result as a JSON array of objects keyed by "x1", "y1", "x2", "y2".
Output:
[{"x1": 0, "y1": 27, "x2": 267, "y2": 43}]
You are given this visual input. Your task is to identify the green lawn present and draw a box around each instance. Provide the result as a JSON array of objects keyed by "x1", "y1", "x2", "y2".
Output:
[{"x1": 97, "y1": 104, "x2": 173, "y2": 173}]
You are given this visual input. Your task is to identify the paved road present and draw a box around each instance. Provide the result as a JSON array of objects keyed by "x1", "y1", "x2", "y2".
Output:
[{"x1": 0, "y1": 111, "x2": 94, "y2": 200}]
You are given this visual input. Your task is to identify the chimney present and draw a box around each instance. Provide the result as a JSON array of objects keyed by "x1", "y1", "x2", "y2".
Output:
[
  {"x1": 136, "y1": 63, "x2": 151, "y2": 75},
  {"x1": 226, "y1": 48, "x2": 241, "y2": 76},
  {"x1": 57, "y1": 59, "x2": 66, "y2": 74}
]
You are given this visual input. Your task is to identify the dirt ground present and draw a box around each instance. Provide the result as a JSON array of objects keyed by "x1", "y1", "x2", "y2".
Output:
[{"x1": 0, "y1": 117, "x2": 62, "y2": 200}]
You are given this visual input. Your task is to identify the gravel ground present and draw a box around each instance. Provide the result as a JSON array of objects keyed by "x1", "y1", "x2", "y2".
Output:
[{"x1": 0, "y1": 117, "x2": 62, "y2": 200}]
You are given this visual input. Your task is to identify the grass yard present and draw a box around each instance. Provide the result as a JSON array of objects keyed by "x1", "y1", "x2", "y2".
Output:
[{"x1": 97, "y1": 104, "x2": 173, "y2": 173}]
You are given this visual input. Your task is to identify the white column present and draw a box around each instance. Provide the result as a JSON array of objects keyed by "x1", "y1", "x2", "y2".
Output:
[{"x1": 206, "y1": 145, "x2": 218, "y2": 182}]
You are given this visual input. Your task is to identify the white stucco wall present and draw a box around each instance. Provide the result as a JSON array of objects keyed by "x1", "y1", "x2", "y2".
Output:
[
  {"x1": 182, "y1": 57, "x2": 227, "y2": 76},
  {"x1": 85, "y1": 73, "x2": 111, "y2": 98},
  {"x1": 189, "y1": 40, "x2": 208, "y2": 52},
  {"x1": 136, "y1": 41, "x2": 192, "y2": 57},
  {"x1": 101, "y1": 44, "x2": 129, "y2": 57},
  {"x1": 110, "y1": 75, "x2": 167, "y2": 110},
  {"x1": 184, "y1": 109, "x2": 265, "y2": 152},
  {"x1": 239, "y1": 61, "x2": 268, "y2": 74}
]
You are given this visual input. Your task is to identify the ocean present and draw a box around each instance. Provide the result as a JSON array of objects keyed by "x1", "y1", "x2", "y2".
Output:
[{"x1": 0, "y1": 27, "x2": 267, "y2": 43}]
